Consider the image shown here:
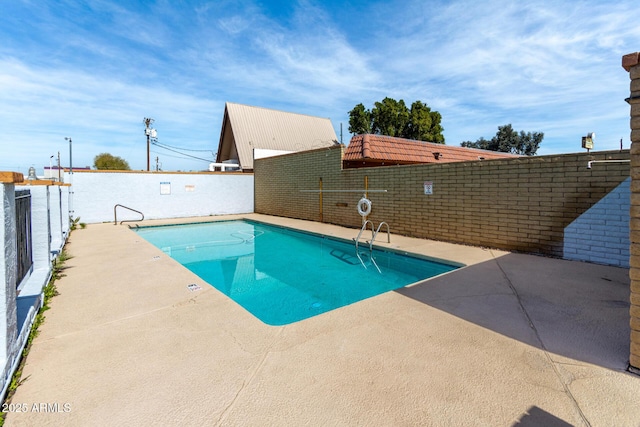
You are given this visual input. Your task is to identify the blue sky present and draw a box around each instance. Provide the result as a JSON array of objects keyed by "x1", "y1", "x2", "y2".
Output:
[{"x1": 1, "y1": 0, "x2": 639, "y2": 173}]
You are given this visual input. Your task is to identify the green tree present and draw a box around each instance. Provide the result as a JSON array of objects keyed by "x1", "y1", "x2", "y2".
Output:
[
  {"x1": 461, "y1": 124, "x2": 543, "y2": 155},
  {"x1": 93, "y1": 153, "x2": 131, "y2": 170},
  {"x1": 371, "y1": 97, "x2": 409, "y2": 137},
  {"x1": 348, "y1": 103, "x2": 371, "y2": 135},
  {"x1": 405, "y1": 101, "x2": 445, "y2": 143},
  {"x1": 348, "y1": 97, "x2": 445, "y2": 143}
]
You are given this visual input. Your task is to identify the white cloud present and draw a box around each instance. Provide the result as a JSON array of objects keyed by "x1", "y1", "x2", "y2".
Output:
[
  {"x1": 356, "y1": 0, "x2": 638, "y2": 150},
  {"x1": 1, "y1": 0, "x2": 638, "y2": 173},
  {"x1": 0, "y1": 58, "x2": 219, "y2": 172}
]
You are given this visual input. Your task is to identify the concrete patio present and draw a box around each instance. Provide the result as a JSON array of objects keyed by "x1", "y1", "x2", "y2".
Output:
[{"x1": 5, "y1": 214, "x2": 640, "y2": 426}]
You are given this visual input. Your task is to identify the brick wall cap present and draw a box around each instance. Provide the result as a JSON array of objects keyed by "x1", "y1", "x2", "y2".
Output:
[{"x1": 623, "y1": 52, "x2": 640, "y2": 72}]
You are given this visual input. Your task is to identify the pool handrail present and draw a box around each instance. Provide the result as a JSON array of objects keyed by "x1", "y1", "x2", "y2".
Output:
[
  {"x1": 354, "y1": 220, "x2": 391, "y2": 251},
  {"x1": 353, "y1": 220, "x2": 375, "y2": 250},
  {"x1": 372, "y1": 222, "x2": 391, "y2": 250},
  {"x1": 114, "y1": 204, "x2": 144, "y2": 225}
]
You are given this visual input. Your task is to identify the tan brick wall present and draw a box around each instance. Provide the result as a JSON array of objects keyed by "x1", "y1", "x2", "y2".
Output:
[
  {"x1": 255, "y1": 146, "x2": 629, "y2": 257},
  {"x1": 624, "y1": 51, "x2": 640, "y2": 370}
]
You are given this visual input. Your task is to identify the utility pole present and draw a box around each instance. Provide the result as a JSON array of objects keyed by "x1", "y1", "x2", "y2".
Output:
[
  {"x1": 147, "y1": 132, "x2": 150, "y2": 171},
  {"x1": 143, "y1": 117, "x2": 155, "y2": 172}
]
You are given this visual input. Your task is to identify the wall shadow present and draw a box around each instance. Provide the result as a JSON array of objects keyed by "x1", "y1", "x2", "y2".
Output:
[
  {"x1": 512, "y1": 406, "x2": 573, "y2": 427},
  {"x1": 16, "y1": 295, "x2": 40, "y2": 334},
  {"x1": 395, "y1": 252, "x2": 631, "y2": 371}
]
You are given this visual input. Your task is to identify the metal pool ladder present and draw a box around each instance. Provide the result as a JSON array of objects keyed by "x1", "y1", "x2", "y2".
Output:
[
  {"x1": 113, "y1": 204, "x2": 144, "y2": 225},
  {"x1": 356, "y1": 248, "x2": 381, "y2": 273},
  {"x1": 353, "y1": 220, "x2": 390, "y2": 251}
]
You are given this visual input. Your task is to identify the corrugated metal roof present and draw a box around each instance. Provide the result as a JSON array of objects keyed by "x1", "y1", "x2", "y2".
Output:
[
  {"x1": 218, "y1": 102, "x2": 339, "y2": 170},
  {"x1": 343, "y1": 134, "x2": 519, "y2": 168}
]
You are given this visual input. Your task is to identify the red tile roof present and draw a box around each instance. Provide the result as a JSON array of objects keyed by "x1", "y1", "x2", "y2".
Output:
[{"x1": 343, "y1": 134, "x2": 519, "y2": 168}]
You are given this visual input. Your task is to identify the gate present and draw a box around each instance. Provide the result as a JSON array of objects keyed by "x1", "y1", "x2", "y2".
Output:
[{"x1": 15, "y1": 189, "x2": 33, "y2": 287}]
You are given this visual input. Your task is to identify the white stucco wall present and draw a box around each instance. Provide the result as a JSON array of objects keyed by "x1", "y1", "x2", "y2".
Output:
[{"x1": 66, "y1": 172, "x2": 254, "y2": 224}]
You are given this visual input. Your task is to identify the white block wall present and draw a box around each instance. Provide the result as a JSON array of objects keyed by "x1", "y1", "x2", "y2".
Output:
[
  {"x1": 66, "y1": 172, "x2": 254, "y2": 224},
  {"x1": 564, "y1": 177, "x2": 630, "y2": 267}
]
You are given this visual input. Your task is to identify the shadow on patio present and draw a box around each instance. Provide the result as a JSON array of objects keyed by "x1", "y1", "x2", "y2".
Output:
[{"x1": 396, "y1": 252, "x2": 631, "y2": 372}]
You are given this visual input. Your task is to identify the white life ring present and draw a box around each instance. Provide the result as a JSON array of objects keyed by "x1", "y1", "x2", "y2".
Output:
[{"x1": 357, "y1": 197, "x2": 372, "y2": 217}]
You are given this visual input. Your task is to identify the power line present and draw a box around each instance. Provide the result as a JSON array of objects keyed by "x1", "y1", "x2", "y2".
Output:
[
  {"x1": 149, "y1": 150, "x2": 210, "y2": 162},
  {"x1": 152, "y1": 140, "x2": 216, "y2": 153},
  {"x1": 150, "y1": 142, "x2": 213, "y2": 163}
]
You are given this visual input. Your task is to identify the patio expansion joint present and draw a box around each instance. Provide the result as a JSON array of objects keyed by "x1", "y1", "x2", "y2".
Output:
[
  {"x1": 490, "y1": 250, "x2": 591, "y2": 427},
  {"x1": 427, "y1": 289, "x2": 514, "y2": 303},
  {"x1": 37, "y1": 301, "x2": 200, "y2": 341},
  {"x1": 214, "y1": 327, "x2": 286, "y2": 426}
]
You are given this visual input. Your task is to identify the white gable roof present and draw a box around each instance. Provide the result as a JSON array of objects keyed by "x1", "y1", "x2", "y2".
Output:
[{"x1": 217, "y1": 102, "x2": 339, "y2": 170}]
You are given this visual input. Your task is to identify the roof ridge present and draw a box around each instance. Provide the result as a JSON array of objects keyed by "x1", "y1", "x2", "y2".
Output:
[
  {"x1": 225, "y1": 102, "x2": 332, "y2": 121},
  {"x1": 363, "y1": 134, "x2": 519, "y2": 156},
  {"x1": 362, "y1": 134, "x2": 371, "y2": 158}
]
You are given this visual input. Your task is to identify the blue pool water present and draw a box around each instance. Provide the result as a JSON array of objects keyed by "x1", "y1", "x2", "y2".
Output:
[{"x1": 135, "y1": 220, "x2": 460, "y2": 325}]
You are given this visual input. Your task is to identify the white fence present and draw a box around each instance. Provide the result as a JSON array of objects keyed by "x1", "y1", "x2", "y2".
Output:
[{"x1": 65, "y1": 171, "x2": 254, "y2": 224}]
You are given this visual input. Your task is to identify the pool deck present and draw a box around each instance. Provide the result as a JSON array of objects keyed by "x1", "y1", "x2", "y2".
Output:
[{"x1": 5, "y1": 214, "x2": 640, "y2": 426}]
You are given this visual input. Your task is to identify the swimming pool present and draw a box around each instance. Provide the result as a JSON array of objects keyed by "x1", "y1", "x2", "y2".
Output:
[{"x1": 135, "y1": 220, "x2": 461, "y2": 325}]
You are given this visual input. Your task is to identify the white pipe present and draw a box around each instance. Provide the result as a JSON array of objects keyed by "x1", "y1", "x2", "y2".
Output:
[
  {"x1": 300, "y1": 189, "x2": 388, "y2": 193},
  {"x1": 587, "y1": 159, "x2": 629, "y2": 169}
]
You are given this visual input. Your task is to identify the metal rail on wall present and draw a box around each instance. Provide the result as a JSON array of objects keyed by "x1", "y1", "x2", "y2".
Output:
[
  {"x1": 299, "y1": 189, "x2": 388, "y2": 193},
  {"x1": 586, "y1": 159, "x2": 630, "y2": 169},
  {"x1": 113, "y1": 204, "x2": 145, "y2": 225},
  {"x1": 300, "y1": 176, "x2": 388, "y2": 223}
]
